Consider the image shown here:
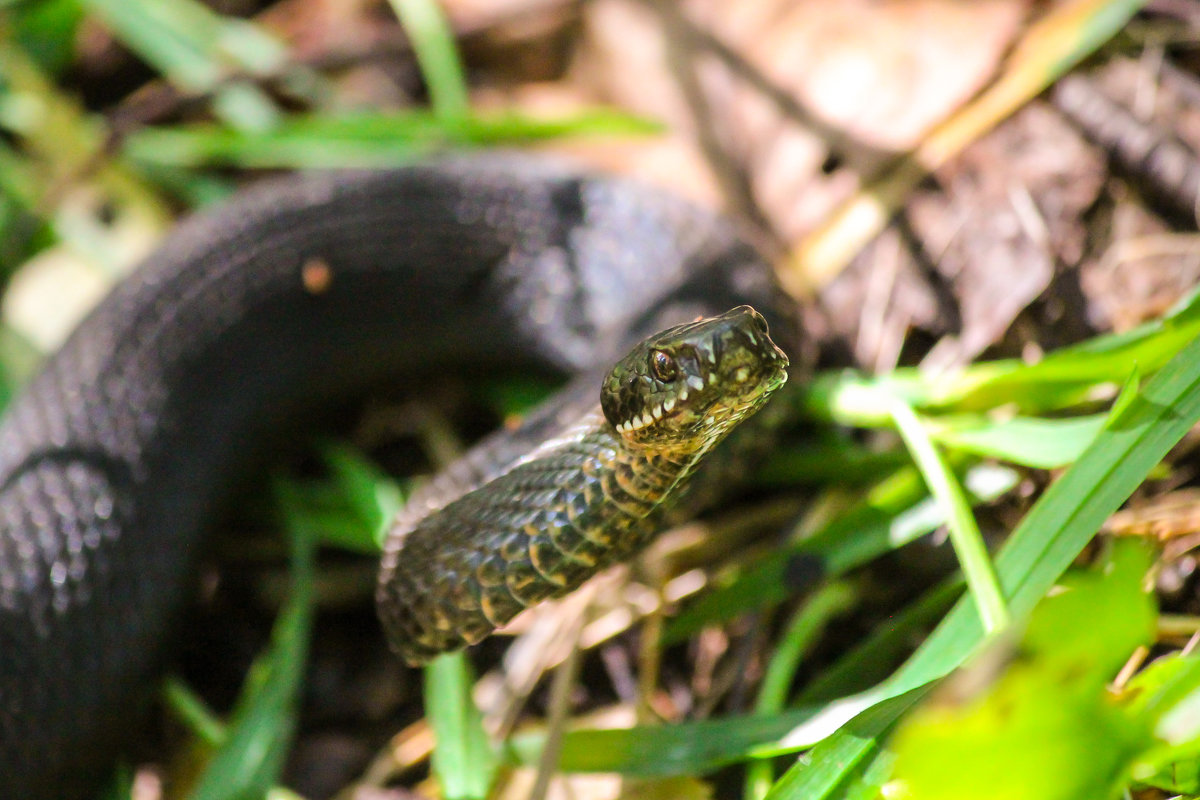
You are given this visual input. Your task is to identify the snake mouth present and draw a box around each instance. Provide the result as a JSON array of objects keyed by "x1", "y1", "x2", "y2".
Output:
[
  {"x1": 613, "y1": 360, "x2": 787, "y2": 435},
  {"x1": 614, "y1": 391, "x2": 686, "y2": 433}
]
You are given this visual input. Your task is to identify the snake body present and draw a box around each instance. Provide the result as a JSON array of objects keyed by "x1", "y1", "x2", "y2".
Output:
[{"x1": 0, "y1": 154, "x2": 793, "y2": 797}]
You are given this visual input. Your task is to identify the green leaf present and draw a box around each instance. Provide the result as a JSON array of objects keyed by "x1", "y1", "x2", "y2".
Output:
[
  {"x1": 319, "y1": 443, "x2": 404, "y2": 551},
  {"x1": 746, "y1": 583, "x2": 858, "y2": 800},
  {"x1": 761, "y1": 689, "x2": 928, "y2": 800},
  {"x1": 1020, "y1": 539, "x2": 1155, "y2": 681},
  {"x1": 928, "y1": 413, "x2": 1105, "y2": 468},
  {"x1": 796, "y1": 579, "x2": 962, "y2": 706},
  {"x1": 887, "y1": 540, "x2": 1156, "y2": 800},
  {"x1": 386, "y1": 0, "x2": 469, "y2": 120},
  {"x1": 1124, "y1": 652, "x2": 1200, "y2": 793},
  {"x1": 425, "y1": 652, "x2": 498, "y2": 800},
  {"x1": 164, "y1": 676, "x2": 227, "y2": 748},
  {"x1": 804, "y1": 285, "x2": 1200, "y2": 424},
  {"x1": 505, "y1": 706, "x2": 819, "y2": 777},
  {"x1": 887, "y1": 395, "x2": 1007, "y2": 632},
  {"x1": 11, "y1": 0, "x2": 83, "y2": 74},
  {"x1": 270, "y1": 444, "x2": 400, "y2": 554}
]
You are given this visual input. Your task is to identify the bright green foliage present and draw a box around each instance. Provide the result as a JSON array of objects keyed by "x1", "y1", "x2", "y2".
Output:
[
  {"x1": 888, "y1": 541, "x2": 1156, "y2": 800},
  {"x1": 275, "y1": 443, "x2": 403, "y2": 554},
  {"x1": 1123, "y1": 651, "x2": 1200, "y2": 795},
  {"x1": 926, "y1": 414, "x2": 1106, "y2": 469},
  {"x1": 425, "y1": 653, "x2": 498, "y2": 800}
]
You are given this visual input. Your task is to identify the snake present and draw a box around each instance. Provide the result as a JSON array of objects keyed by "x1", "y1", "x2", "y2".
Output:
[{"x1": 0, "y1": 153, "x2": 796, "y2": 798}]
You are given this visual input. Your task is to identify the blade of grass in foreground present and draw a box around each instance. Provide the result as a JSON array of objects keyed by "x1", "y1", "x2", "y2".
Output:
[
  {"x1": 664, "y1": 463, "x2": 1016, "y2": 643},
  {"x1": 426, "y1": 653, "x2": 498, "y2": 800},
  {"x1": 386, "y1": 0, "x2": 469, "y2": 121},
  {"x1": 186, "y1": 480, "x2": 315, "y2": 800},
  {"x1": 765, "y1": 335, "x2": 1200, "y2": 798},
  {"x1": 886, "y1": 396, "x2": 1007, "y2": 633}
]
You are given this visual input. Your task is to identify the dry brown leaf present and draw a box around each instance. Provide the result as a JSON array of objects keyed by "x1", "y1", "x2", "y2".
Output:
[{"x1": 577, "y1": 0, "x2": 1030, "y2": 243}]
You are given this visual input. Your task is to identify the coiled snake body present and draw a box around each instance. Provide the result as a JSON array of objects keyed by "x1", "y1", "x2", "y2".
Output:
[{"x1": 0, "y1": 154, "x2": 794, "y2": 797}]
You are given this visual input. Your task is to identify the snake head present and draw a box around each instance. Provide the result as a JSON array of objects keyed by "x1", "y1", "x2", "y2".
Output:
[{"x1": 601, "y1": 305, "x2": 789, "y2": 453}]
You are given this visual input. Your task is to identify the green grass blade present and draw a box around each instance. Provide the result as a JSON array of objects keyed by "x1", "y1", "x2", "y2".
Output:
[
  {"x1": 762, "y1": 689, "x2": 930, "y2": 800},
  {"x1": 505, "y1": 706, "x2": 820, "y2": 776},
  {"x1": 887, "y1": 395, "x2": 1008, "y2": 632},
  {"x1": 425, "y1": 652, "x2": 498, "y2": 800},
  {"x1": 319, "y1": 442, "x2": 404, "y2": 551},
  {"x1": 186, "y1": 480, "x2": 316, "y2": 800},
  {"x1": 164, "y1": 676, "x2": 227, "y2": 749},
  {"x1": 795, "y1": 578, "x2": 962, "y2": 706},
  {"x1": 805, "y1": 288, "x2": 1200, "y2": 422},
  {"x1": 386, "y1": 0, "x2": 469, "y2": 120},
  {"x1": 755, "y1": 438, "x2": 910, "y2": 486},
  {"x1": 123, "y1": 110, "x2": 661, "y2": 168}
]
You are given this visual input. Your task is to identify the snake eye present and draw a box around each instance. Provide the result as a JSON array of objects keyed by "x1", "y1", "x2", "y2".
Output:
[{"x1": 650, "y1": 349, "x2": 678, "y2": 382}]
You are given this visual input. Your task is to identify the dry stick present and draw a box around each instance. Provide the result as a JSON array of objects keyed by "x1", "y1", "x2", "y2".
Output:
[
  {"x1": 1051, "y1": 72, "x2": 1200, "y2": 226},
  {"x1": 781, "y1": 0, "x2": 1148, "y2": 297},
  {"x1": 647, "y1": 0, "x2": 779, "y2": 247},
  {"x1": 645, "y1": 0, "x2": 894, "y2": 173},
  {"x1": 527, "y1": 617, "x2": 585, "y2": 800}
]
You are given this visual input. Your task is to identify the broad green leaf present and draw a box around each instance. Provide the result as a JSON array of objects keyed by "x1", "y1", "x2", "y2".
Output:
[
  {"x1": 1125, "y1": 652, "x2": 1200, "y2": 793},
  {"x1": 887, "y1": 541, "x2": 1156, "y2": 800},
  {"x1": 927, "y1": 413, "x2": 1105, "y2": 468}
]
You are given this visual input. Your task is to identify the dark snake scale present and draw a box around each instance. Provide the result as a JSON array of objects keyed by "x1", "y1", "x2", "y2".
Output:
[{"x1": 0, "y1": 154, "x2": 796, "y2": 798}]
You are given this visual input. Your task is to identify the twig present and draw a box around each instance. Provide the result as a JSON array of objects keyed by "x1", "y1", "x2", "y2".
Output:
[{"x1": 1052, "y1": 72, "x2": 1200, "y2": 226}]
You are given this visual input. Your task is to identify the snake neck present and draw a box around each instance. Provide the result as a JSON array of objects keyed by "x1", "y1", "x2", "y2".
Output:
[
  {"x1": 378, "y1": 406, "x2": 718, "y2": 664},
  {"x1": 601, "y1": 423, "x2": 707, "y2": 521}
]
